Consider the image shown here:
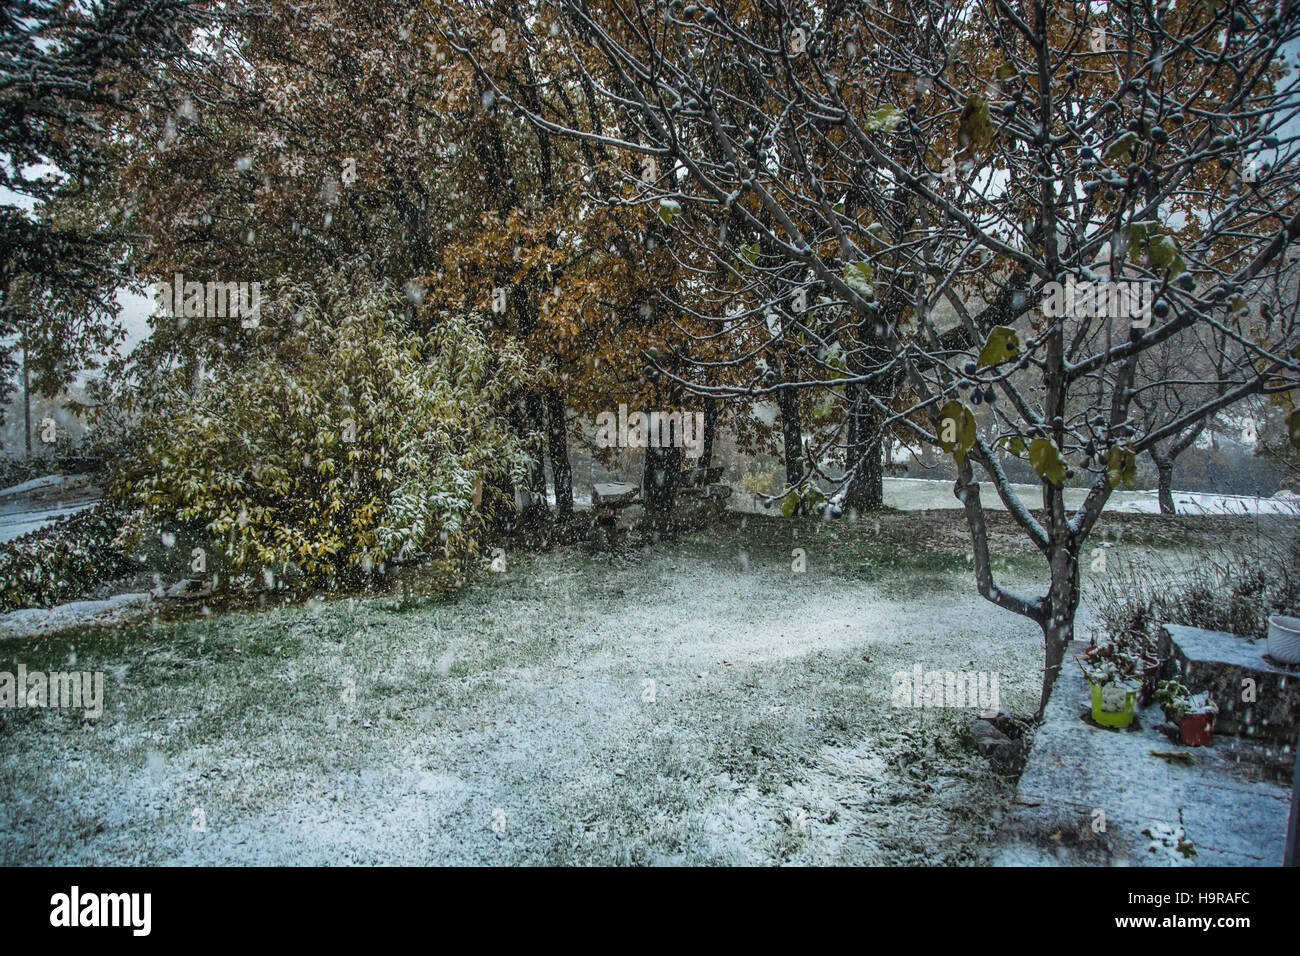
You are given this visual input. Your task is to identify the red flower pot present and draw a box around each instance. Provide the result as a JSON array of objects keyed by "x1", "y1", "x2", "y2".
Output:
[{"x1": 1179, "y1": 713, "x2": 1214, "y2": 747}]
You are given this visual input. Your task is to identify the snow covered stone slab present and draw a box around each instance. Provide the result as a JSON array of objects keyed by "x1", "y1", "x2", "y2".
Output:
[
  {"x1": 0, "y1": 473, "x2": 95, "y2": 503},
  {"x1": 993, "y1": 641, "x2": 1292, "y2": 866},
  {"x1": 0, "y1": 592, "x2": 152, "y2": 640},
  {"x1": 1163, "y1": 624, "x2": 1299, "y2": 745},
  {"x1": 592, "y1": 482, "x2": 639, "y2": 507}
]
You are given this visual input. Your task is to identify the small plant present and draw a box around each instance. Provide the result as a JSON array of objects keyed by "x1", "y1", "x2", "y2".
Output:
[
  {"x1": 1155, "y1": 679, "x2": 1217, "y2": 721},
  {"x1": 1078, "y1": 641, "x2": 1142, "y2": 726},
  {"x1": 1076, "y1": 641, "x2": 1139, "y2": 688},
  {"x1": 740, "y1": 464, "x2": 780, "y2": 498}
]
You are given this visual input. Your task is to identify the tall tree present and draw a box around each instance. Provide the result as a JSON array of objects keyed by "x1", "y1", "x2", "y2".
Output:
[
  {"x1": 469, "y1": 0, "x2": 1300, "y2": 711},
  {"x1": 0, "y1": 0, "x2": 222, "y2": 417}
]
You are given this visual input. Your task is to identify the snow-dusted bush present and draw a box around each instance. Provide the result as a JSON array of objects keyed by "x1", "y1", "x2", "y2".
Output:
[
  {"x1": 0, "y1": 503, "x2": 132, "y2": 611},
  {"x1": 127, "y1": 287, "x2": 536, "y2": 590},
  {"x1": 1091, "y1": 533, "x2": 1300, "y2": 645},
  {"x1": 0, "y1": 456, "x2": 51, "y2": 492}
]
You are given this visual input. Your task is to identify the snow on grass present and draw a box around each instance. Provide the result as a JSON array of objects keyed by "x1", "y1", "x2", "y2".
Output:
[
  {"x1": 0, "y1": 513, "x2": 1050, "y2": 865},
  {"x1": 878, "y1": 477, "x2": 1300, "y2": 517}
]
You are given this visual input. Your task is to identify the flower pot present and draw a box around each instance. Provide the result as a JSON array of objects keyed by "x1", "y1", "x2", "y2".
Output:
[
  {"x1": 1267, "y1": 614, "x2": 1300, "y2": 665},
  {"x1": 1090, "y1": 682, "x2": 1138, "y2": 728},
  {"x1": 1179, "y1": 712, "x2": 1214, "y2": 746}
]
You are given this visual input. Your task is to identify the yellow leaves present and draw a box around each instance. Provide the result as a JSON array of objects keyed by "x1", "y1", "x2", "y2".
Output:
[
  {"x1": 937, "y1": 400, "x2": 977, "y2": 467},
  {"x1": 956, "y1": 93, "x2": 994, "y2": 162},
  {"x1": 134, "y1": 286, "x2": 534, "y2": 591},
  {"x1": 1029, "y1": 438, "x2": 1068, "y2": 486}
]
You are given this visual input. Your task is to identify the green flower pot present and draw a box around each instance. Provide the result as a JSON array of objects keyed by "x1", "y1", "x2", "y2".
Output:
[{"x1": 1090, "y1": 682, "x2": 1138, "y2": 728}]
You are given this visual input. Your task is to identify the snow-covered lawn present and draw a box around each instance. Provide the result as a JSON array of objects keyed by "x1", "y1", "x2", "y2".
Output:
[
  {"x1": 559, "y1": 477, "x2": 1300, "y2": 518},
  {"x1": 1, "y1": 508, "x2": 1281, "y2": 865},
  {"x1": 1, "y1": 512, "x2": 1054, "y2": 865},
  {"x1": 884, "y1": 477, "x2": 1298, "y2": 517},
  {"x1": 0, "y1": 473, "x2": 100, "y2": 544},
  {"x1": 0, "y1": 501, "x2": 97, "y2": 545}
]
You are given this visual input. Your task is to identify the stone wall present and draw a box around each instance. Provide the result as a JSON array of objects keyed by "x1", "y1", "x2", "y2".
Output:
[{"x1": 1162, "y1": 624, "x2": 1300, "y2": 745}]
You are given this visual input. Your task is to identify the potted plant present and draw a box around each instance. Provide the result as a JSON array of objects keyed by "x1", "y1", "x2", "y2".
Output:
[
  {"x1": 1155, "y1": 679, "x2": 1218, "y2": 746},
  {"x1": 1077, "y1": 643, "x2": 1141, "y2": 728}
]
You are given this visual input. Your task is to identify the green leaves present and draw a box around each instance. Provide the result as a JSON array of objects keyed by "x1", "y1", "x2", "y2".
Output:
[
  {"x1": 1029, "y1": 438, "x2": 1067, "y2": 485},
  {"x1": 977, "y1": 326, "x2": 1020, "y2": 368},
  {"x1": 938, "y1": 400, "x2": 977, "y2": 467},
  {"x1": 1146, "y1": 235, "x2": 1187, "y2": 278},
  {"x1": 1127, "y1": 220, "x2": 1159, "y2": 244},
  {"x1": 1105, "y1": 131, "x2": 1139, "y2": 164},
  {"x1": 657, "y1": 199, "x2": 681, "y2": 226},
  {"x1": 130, "y1": 285, "x2": 536, "y2": 589},
  {"x1": 843, "y1": 260, "x2": 874, "y2": 298},
  {"x1": 1105, "y1": 443, "x2": 1138, "y2": 488},
  {"x1": 864, "y1": 106, "x2": 903, "y2": 132},
  {"x1": 780, "y1": 489, "x2": 799, "y2": 518},
  {"x1": 823, "y1": 341, "x2": 849, "y2": 379},
  {"x1": 780, "y1": 483, "x2": 825, "y2": 518},
  {"x1": 740, "y1": 242, "x2": 760, "y2": 270},
  {"x1": 1130, "y1": 225, "x2": 1189, "y2": 279}
]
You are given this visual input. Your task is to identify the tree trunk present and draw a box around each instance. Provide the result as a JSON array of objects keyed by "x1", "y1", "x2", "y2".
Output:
[
  {"x1": 544, "y1": 386, "x2": 572, "y2": 525},
  {"x1": 642, "y1": 443, "x2": 683, "y2": 536},
  {"x1": 701, "y1": 398, "x2": 717, "y2": 470},
  {"x1": 1039, "y1": 546, "x2": 1081, "y2": 715},
  {"x1": 1152, "y1": 450, "x2": 1176, "y2": 515},
  {"x1": 521, "y1": 390, "x2": 549, "y2": 523},
  {"x1": 21, "y1": 341, "x2": 31, "y2": 460},
  {"x1": 843, "y1": 386, "x2": 883, "y2": 512},
  {"x1": 778, "y1": 383, "x2": 804, "y2": 489}
]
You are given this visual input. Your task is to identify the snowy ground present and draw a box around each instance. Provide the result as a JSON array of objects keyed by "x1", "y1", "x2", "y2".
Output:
[
  {"x1": 877, "y1": 477, "x2": 1300, "y2": 517},
  {"x1": 1, "y1": 512, "x2": 1055, "y2": 865},
  {"x1": 563, "y1": 477, "x2": 1300, "y2": 518},
  {"x1": 0, "y1": 508, "x2": 1284, "y2": 865},
  {"x1": 0, "y1": 473, "x2": 99, "y2": 544}
]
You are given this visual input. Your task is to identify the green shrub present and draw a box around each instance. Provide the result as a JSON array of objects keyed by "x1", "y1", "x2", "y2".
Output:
[
  {"x1": 126, "y1": 286, "x2": 536, "y2": 591},
  {"x1": 0, "y1": 455, "x2": 52, "y2": 491},
  {"x1": 0, "y1": 502, "x2": 132, "y2": 611}
]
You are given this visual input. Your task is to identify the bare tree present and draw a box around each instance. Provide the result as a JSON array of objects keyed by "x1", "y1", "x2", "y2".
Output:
[{"x1": 453, "y1": 0, "x2": 1300, "y2": 711}]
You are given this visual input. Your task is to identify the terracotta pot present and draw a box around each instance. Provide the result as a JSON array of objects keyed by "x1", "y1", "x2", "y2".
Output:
[{"x1": 1179, "y1": 712, "x2": 1214, "y2": 747}]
